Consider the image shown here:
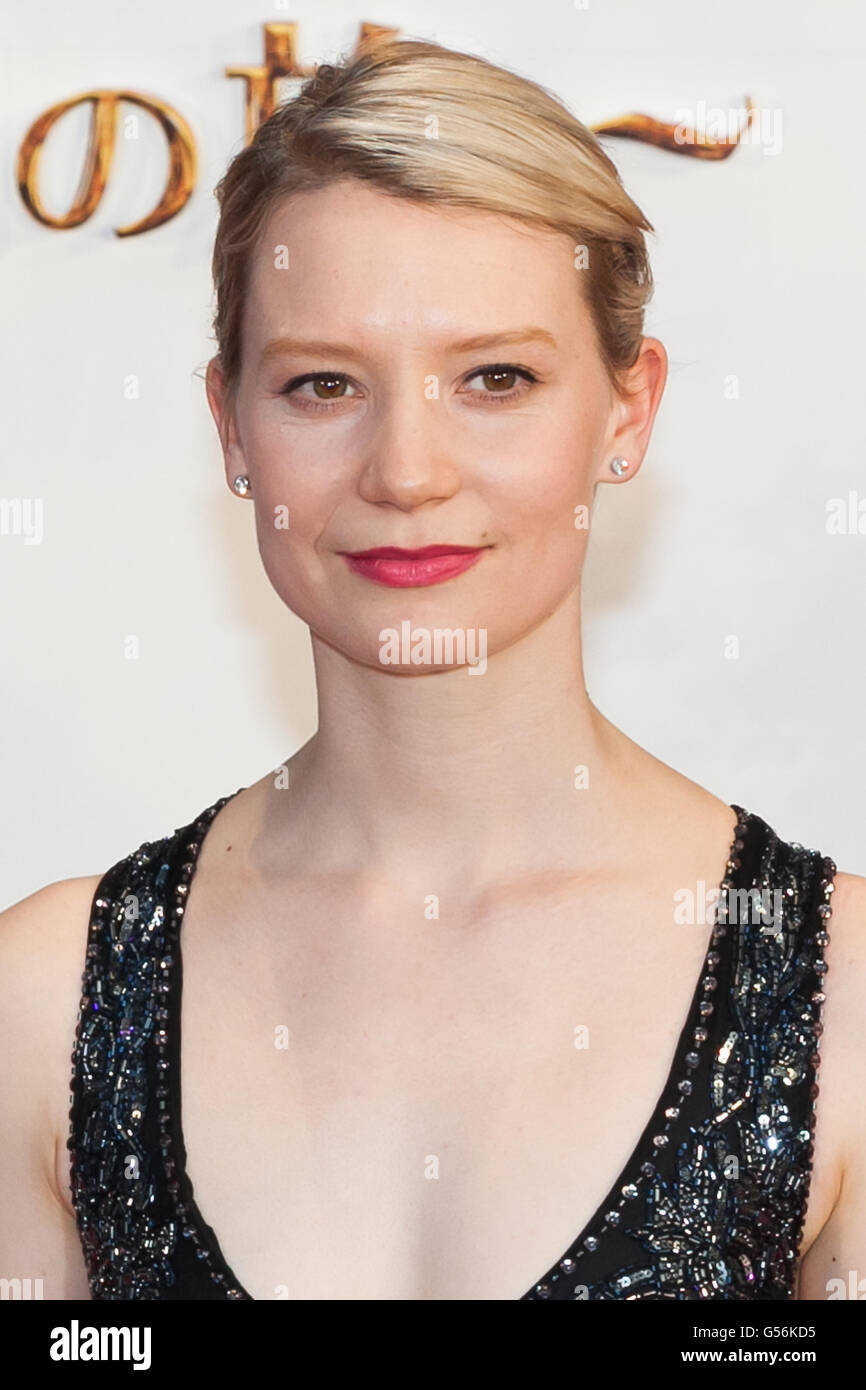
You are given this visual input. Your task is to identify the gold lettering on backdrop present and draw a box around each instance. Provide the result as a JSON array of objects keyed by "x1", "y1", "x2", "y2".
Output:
[
  {"x1": 226, "y1": 22, "x2": 399, "y2": 141},
  {"x1": 17, "y1": 90, "x2": 196, "y2": 236},
  {"x1": 225, "y1": 22, "x2": 314, "y2": 140},
  {"x1": 593, "y1": 101, "x2": 757, "y2": 159},
  {"x1": 15, "y1": 20, "x2": 752, "y2": 237}
]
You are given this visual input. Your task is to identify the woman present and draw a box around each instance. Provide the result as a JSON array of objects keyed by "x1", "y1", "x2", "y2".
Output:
[{"x1": 1, "y1": 37, "x2": 863, "y2": 1302}]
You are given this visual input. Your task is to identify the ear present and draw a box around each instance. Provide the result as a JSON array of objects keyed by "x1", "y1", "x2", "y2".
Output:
[
  {"x1": 205, "y1": 358, "x2": 249, "y2": 493},
  {"x1": 595, "y1": 337, "x2": 668, "y2": 485}
]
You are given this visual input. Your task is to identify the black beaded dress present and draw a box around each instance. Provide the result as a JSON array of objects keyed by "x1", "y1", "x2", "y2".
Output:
[{"x1": 68, "y1": 792, "x2": 836, "y2": 1300}]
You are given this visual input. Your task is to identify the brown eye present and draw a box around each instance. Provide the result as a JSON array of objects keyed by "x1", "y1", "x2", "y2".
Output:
[
  {"x1": 460, "y1": 364, "x2": 538, "y2": 404},
  {"x1": 480, "y1": 369, "x2": 518, "y2": 392},
  {"x1": 280, "y1": 372, "x2": 361, "y2": 413},
  {"x1": 312, "y1": 376, "x2": 348, "y2": 399}
]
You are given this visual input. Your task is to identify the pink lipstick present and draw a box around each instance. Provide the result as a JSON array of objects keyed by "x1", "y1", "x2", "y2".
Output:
[{"x1": 341, "y1": 544, "x2": 488, "y2": 588}]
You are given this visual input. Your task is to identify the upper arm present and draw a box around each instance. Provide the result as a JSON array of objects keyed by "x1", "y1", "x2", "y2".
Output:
[
  {"x1": 797, "y1": 870, "x2": 866, "y2": 1301},
  {"x1": 0, "y1": 876, "x2": 101, "y2": 1300}
]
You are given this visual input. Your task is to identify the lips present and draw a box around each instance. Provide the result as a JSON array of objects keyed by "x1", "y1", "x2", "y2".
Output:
[{"x1": 340, "y1": 544, "x2": 489, "y2": 588}]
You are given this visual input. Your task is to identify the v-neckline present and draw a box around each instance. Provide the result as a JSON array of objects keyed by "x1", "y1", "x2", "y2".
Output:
[{"x1": 165, "y1": 793, "x2": 751, "y2": 1301}]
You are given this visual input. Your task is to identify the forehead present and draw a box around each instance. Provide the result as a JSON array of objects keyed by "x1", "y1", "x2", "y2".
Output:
[{"x1": 244, "y1": 179, "x2": 586, "y2": 349}]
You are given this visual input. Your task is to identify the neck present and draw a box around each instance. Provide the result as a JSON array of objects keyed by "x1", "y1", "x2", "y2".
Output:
[{"x1": 264, "y1": 589, "x2": 664, "y2": 890}]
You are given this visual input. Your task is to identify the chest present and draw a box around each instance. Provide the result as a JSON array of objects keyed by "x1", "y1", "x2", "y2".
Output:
[{"x1": 174, "y1": 870, "x2": 717, "y2": 1299}]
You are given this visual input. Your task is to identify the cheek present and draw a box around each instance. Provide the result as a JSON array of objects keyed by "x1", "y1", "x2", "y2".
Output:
[
  {"x1": 244, "y1": 444, "x2": 335, "y2": 614},
  {"x1": 251, "y1": 500, "x2": 337, "y2": 637},
  {"x1": 250, "y1": 483, "x2": 326, "y2": 605},
  {"x1": 243, "y1": 408, "x2": 351, "y2": 525},
  {"x1": 482, "y1": 424, "x2": 594, "y2": 536},
  {"x1": 242, "y1": 411, "x2": 333, "y2": 535},
  {"x1": 477, "y1": 431, "x2": 594, "y2": 608}
]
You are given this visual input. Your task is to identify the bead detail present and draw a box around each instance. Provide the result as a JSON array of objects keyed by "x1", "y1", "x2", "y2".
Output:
[{"x1": 66, "y1": 798, "x2": 834, "y2": 1303}]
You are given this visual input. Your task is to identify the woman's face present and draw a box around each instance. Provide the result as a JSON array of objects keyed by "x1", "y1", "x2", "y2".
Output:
[{"x1": 207, "y1": 179, "x2": 665, "y2": 671}]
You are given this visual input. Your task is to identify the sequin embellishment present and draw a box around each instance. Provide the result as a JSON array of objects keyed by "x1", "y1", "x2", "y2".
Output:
[
  {"x1": 523, "y1": 807, "x2": 835, "y2": 1301},
  {"x1": 68, "y1": 797, "x2": 835, "y2": 1300},
  {"x1": 68, "y1": 793, "x2": 248, "y2": 1299}
]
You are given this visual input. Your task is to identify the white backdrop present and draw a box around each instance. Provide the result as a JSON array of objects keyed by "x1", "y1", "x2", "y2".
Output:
[{"x1": 2, "y1": 0, "x2": 864, "y2": 908}]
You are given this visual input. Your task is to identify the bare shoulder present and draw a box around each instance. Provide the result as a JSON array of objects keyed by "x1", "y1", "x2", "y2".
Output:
[
  {"x1": 823, "y1": 868, "x2": 866, "y2": 964},
  {"x1": 0, "y1": 872, "x2": 103, "y2": 943},
  {"x1": 0, "y1": 874, "x2": 102, "y2": 1298},
  {"x1": 0, "y1": 873, "x2": 103, "y2": 1020},
  {"x1": 0, "y1": 874, "x2": 104, "y2": 1170},
  {"x1": 798, "y1": 868, "x2": 866, "y2": 1299}
]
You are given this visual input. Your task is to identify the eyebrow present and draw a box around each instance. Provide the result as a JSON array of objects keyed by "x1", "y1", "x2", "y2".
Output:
[{"x1": 258, "y1": 327, "x2": 559, "y2": 366}]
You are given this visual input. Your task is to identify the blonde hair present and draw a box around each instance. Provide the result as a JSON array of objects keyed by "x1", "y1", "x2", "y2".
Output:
[{"x1": 211, "y1": 37, "x2": 654, "y2": 401}]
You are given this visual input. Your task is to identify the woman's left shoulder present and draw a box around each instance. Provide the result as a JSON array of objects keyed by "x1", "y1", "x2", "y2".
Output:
[
  {"x1": 826, "y1": 867, "x2": 866, "y2": 925},
  {"x1": 797, "y1": 866, "x2": 866, "y2": 1299},
  {"x1": 823, "y1": 867, "x2": 866, "y2": 989},
  {"x1": 821, "y1": 867, "x2": 866, "y2": 1060}
]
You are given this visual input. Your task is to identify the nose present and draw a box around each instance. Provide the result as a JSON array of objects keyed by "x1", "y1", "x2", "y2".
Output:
[{"x1": 357, "y1": 384, "x2": 462, "y2": 511}]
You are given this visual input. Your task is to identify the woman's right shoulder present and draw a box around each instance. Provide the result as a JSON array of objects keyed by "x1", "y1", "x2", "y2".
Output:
[
  {"x1": 1, "y1": 871, "x2": 104, "y2": 934},
  {"x1": 0, "y1": 836, "x2": 176, "y2": 1106},
  {"x1": 0, "y1": 873, "x2": 108, "y2": 1296},
  {"x1": 0, "y1": 808, "x2": 194, "y2": 962},
  {"x1": 0, "y1": 873, "x2": 105, "y2": 997},
  {"x1": 0, "y1": 824, "x2": 177, "y2": 1166},
  {"x1": 0, "y1": 871, "x2": 113, "y2": 1016},
  {"x1": 0, "y1": 873, "x2": 108, "y2": 1137}
]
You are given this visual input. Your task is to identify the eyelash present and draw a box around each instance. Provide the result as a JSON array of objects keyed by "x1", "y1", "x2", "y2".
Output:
[{"x1": 279, "y1": 363, "x2": 539, "y2": 413}]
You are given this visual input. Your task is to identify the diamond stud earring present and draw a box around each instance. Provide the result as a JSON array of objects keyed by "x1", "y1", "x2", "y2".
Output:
[
  {"x1": 609, "y1": 457, "x2": 631, "y2": 477},
  {"x1": 232, "y1": 475, "x2": 252, "y2": 497}
]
